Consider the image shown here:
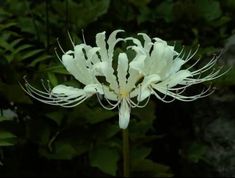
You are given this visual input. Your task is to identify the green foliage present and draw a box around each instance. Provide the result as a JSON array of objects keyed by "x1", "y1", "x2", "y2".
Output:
[
  {"x1": 89, "y1": 144, "x2": 119, "y2": 176},
  {"x1": 0, "y1": 130, "x2": 17, "y2": 146},
  {"x1": 0, "y1": 0, "x2": 234, "y2": 177}
]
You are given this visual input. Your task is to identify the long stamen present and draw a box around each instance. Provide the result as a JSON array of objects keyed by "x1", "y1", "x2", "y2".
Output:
[
  {"x1": 96, "y1": 93, "x2": 120, "y2": 110},
  {"x1": 67, "y1": 31, "x2": 75, "y2": 48},
  {"x1": 56, "y1": 38, "x2": 65, "y2": 54},
  {"x1": 54, "y1": 47, "x2": 63, "y2": 63}
]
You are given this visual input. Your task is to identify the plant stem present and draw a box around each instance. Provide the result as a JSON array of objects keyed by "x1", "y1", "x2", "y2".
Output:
[{"x1": 122, "y1": 128, "x2": 130, "y2": 177}]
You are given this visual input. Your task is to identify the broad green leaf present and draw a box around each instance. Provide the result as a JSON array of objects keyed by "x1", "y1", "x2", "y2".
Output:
[
  {"x1": 39, "y1": 141, "x2": 78, "y2": 160},
  {"x1": 0, "y1": 82, "x2": 32, "y2": 104},
  {"x1": 0, "y1": 116, "x2": 11, "y2": 122},
  {"x1": 212, "y1": 68, "x2": 235, "y2": 86},
  {"x1": 17, "y1": 17, "x2": 37, "y2": 34},
  {"x1": 130, "y1": 101, "x2": 156, "y2": 138},
  {"x1": 45, "y1": 111, "x2": 64, "y2": 126},
  {"x1": 0, "y1": 38, "x2": 13, "y2": 52},
  {"x1": 47, "y1": 72, "x2": 58, "y2": 87},
  {"x1": 93, "y1": 123, "x2": 120, "y2": 143},
  {"x1": 131, "y1": 159, "x2": 173, "y2": 177},
  {"x1": 130, "y1": 146, "x2": 151, "y2": 161},
  {"x1": 196, "y1": 0, "x2": 222, "y2": 21},
  {"x1": 0, "y1": 130, "x2": 16, "y2": 139},
  {"x1": 0, "y1": 130, "x2": 17, "y2": 147},
  {"x1": 89, "y1": 145, "x2": 119, "y2": 176},
  {"x1": 0, "y1": 140, "x2": 15, "y2": 146},
  {"x1": 69, "y1": 104, "x2": 116, "y2": 125},
  {"x1": 52, "y1": 0, "x2": 110, "y2": 29},
  {"x1": 85, "y1": 107, "x2": 116, "y2": 124},
  {"x1": 155, "y1": 0, "x2": 174, "y2": 23},
  {"x1": 26, "y1": 119, "x2": 50, "y2": 145},
  {"x1": 185, "y1": 142, "x2": 206, "y2": 163}
]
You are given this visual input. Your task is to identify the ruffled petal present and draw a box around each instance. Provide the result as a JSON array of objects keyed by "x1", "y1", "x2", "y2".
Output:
[
  {"x1": 138, "y1": 33, "x2": 153, "y2": 53},
  {"x1": 96, "y1": 31, "x2": 108, "y2": 62},
  {"x1": 107, "y1": 29, "x2": 124, "y2": 61},
  {"x1": 149, "y1": 40, "x2": 178, "y2": 75},
  {"x1": 62, "y1": 46, "x2": 93, "y2": 85}
]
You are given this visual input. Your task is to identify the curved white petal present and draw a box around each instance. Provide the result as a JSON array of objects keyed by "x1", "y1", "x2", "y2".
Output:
[
  {"x1": 138, "y1": 33, "x2": 153, "y2": 53},
  {"x1": 62, "y1": 47, "x2": 93, "y2": 85},
  {"x1": 126, "y1": 49, "x2": 147, "y2": 91},
  {"x1": 149, "y1": 40, "x2": 178, "y2": 75},
  {"x1": 96, "y1": 31, "x2": 108, "y2": 62},
  {"x1": 86, "y1": 47, "x2": 101, "y2": 65},
  {"x1": 117, "y1": 53, "x2": 128, "y2": 91},
  {"x1": 107, "y1": 29, "x2": 124, "y2": 60},
  {"x1": 84, "y1": 83, "x2": 103, "y2": 95},
  {"x1": 137, "y1": 74, "x2": 161, "y2": 101},
  {"x1": 52, "y1": 85, "x2": 85, "y2": 97},
  {"x1": 119, "y1": 99, "x2": 130, "y2": 129},
  {"x1": 154, "y1": 70, "x2": 192, "y2": 88}
]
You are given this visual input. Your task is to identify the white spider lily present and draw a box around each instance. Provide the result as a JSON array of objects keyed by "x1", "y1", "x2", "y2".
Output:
[{"x1": 22, "y1": 30, "x2": 228, "y2": 129}]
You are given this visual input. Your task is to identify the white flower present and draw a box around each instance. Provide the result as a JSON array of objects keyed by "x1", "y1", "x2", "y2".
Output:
[{"x1": 22, "y1": 30, "x2": 228, "y2": 129}]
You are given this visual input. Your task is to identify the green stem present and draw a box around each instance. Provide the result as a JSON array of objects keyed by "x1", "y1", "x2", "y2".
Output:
[{"x1": 122, "y1": 128, "x2": 130, "y2": 177}]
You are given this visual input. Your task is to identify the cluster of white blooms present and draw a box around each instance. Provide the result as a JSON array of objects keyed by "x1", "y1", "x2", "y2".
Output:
[{"x1": 22, "y1": 30, "x2": 226, "y2": 129}]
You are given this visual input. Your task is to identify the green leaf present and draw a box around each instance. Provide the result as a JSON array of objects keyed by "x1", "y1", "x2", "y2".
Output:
[
  {"x1": 45, "y1": 111, "x2": 64, "y2": 126},
  {"x1": 17, "y1": 17, "x2": 36, "y2": 34},
  {"x1": 0, "y1": 130, "x2": 17, "y2": 147},
  {"x1": 26, "y1": 119, "x2": 50, "y2": 145},
  {"x1": 0, "y1": 141, "x2": 15, "y2": 146},
  {"x1": 28, "y1": 55, "x2": 53, "y2": 67},
  {"x1": 196, "y1": 0, "x2": 222, "y2": 21},
  {"x1": 213, "y1": 68, "x2": 235, "y2": 86},
  {"x1": 39, "y1": 65, "x2": 70, "y2": 75},
  {"x1": 0, "y1": 82, "x2": 32, "y2": 104},
  {"x1": 0, "y1": 37, "x2": 13, "y2": 52},
  {"x1": 155, "y1": 0, "x2": 174, "y2": 23},
  {"x1": 130, "y1": 146, "x2": 151, "y2": 161},
  {"x1": 52, "y1": 0, "x2": 111, "y2": 29},
  {"x1": 10, "y1": 38, "x2": 23, "y2": 48},
  {"x1": 128, "y1": 0, "x2": 151, "y2": 7},
  {"x1": 39, "y1": 141, "x2": 78, "y2": 160},
  {"x1": 14, "y1": 44, "x2": 33, "y2": 54},
  {"x1": 0, "y1": 130, "x2": 17, "y2": 139},
  {"x1": 185, "y1": 142, "x2": 207, "y2": 163},
  {"x1": 85, "y1": 107, "x2": 116, "y2": 124},
  {"x1": 93, "y1": 123, "x2": 120, "y2": 143},
  {"x1": 131, "y1": 159, "x2": 173, "y2": 177},
  {"x1": 89, "y1": 145, "x2": 119, "y2": 176},
  {"x1": 130, "y1": 101, "x2": 156, "y2": 138},
  {"x1": 47, "y1": 72, "x2": 58, "y2": 87},
  {"x1": 19, "y1": 49, "x2": 44, "y2": 61},
  {"x1": 0, "y1": 22, "x2": 17, "y2": 31},
  {"x1": 69, "y1": 104, "x2": 116, "y2": 125}
]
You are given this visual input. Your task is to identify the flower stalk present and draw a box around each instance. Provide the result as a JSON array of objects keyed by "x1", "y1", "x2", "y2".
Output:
[{"x1": 122, "y1": 128, "x2": 130, "y2": 177}]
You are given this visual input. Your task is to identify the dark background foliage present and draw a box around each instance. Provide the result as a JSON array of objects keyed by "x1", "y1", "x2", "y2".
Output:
[{"x1": 0, "y1": 0, "x2": 235, "y2": 177}]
